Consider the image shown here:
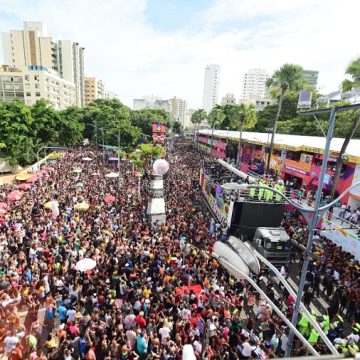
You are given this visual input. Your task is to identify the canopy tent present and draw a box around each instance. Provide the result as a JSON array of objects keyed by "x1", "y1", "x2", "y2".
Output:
[
  {"x1": 105, "y1": 172, "x2": 119, "y2": 178},
  {"x1": 15, "y1": 173, "x2": 32, "y2": 181}
]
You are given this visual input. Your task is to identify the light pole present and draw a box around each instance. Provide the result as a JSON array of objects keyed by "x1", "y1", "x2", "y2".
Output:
[
  {"x1": 100, "y1": 127, "x2": 105, "y2": 163},
  {"x1": 113, "y1": 131, "x2": 121, "y2": 190},
  {"x1": 212, "y1": 251, "x2": 320, "y2": 356},
  {"x1": 231, "y1": 179, "x2": 360, "y2": 355}
]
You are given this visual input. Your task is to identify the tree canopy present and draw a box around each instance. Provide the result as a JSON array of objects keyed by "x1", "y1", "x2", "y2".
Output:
[{"x1": 0, "y1": 98, "x2": 173, "y2": 166}]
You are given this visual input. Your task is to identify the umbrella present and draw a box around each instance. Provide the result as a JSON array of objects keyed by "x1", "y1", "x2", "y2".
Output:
[
  {"x1": 44, "y1": 200, "x2": 59, "y2": 209},
  {"x1": 26, "y1": 176, "x2": 38, "y2": 184},
  {"x1": 75, "y1": 258, "x2": 96, "y2": 272},
  {"x1": 72, "y1": 168, "x2": 82, "y2": 174},
  {"x1": 105, "y1": 172, "x2": 119, "y2": 178},
  {"x1": 108, "y1": 157, "x2": 119, "y2": 161},
  {"x1": 0, "y1": 202, "x2": 8, "y2": 209},
  {"x1": 18, "y1": 183, "x2": 31, "y2": 190},
  {"x1": 15, "y1": 173, "x2": 32, "y2": 181},
  {"x1": 82, "y1": 157, "x2": 93, "y2": 161},
  {"x1": 91, "y1": 172, "x2": 100, "y2": 176},
  {"x1": 104, "y1": 195, "x2": 115, "y2": 203},
  {"x1": 74, "y1": 202, "x2": 90, "y2": 211},
  {"x1": 76, "y1": 182, "x2": 84, "y2": 188},
  {"x1": 7, "y1": 190, "x2": 23, "y2": 202}
]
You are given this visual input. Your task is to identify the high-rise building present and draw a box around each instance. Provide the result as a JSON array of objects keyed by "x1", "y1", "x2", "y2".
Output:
[
  {"x1": 2, "y1": 22, "x2": 85, "y2": 107},
  {"x1": 241, "y1": 68, "x2": 268, "y2": 100},
  {"x1": 2, "y1": 21, "x2": 55, "y2": 69},
  {"x1": 221, "y1": 93, "x2": 236, "y2": 105},
  {"x1": 184, "y1": 108, "x2": 196, "y2": 129},
  {"x1": 84, "y1": 77, "x2": 97, "y2": 105},
  {"x1": 97, "y1": 79, "x2": 105, "y2": 99},
  {"x1": 104, "y1": 90, "x2": 118, "y2": 100},
  {"x1": 0, "y1": 65, "x2": 76, "y2": 109},
  {"x1": 202, "y1": 64, "x2": 220, "y2": 113},
  {"x1": 302, "y1": 70, "x2": 319, "y2": 88},
  {"x1": 56, "y1": 40, "x2": 85, "y2": 106},
  {"x1": 170, "y1": 97, "x2": 187, "y2": 126}
]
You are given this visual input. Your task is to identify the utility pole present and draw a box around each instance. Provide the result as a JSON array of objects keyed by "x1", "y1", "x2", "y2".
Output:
[
  {"x1": 117, "y1": 130, "x2": 121, "y2": 190},
  {"x1": 100, "y1": 128, "x2": 105, "y2": 163}
]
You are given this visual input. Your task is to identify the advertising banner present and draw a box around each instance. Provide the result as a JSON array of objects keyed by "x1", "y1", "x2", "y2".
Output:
[
  {"x1": 152, "y1": 122, "x2": 166, "y2": 133},
  {"x1": 283, "y1": 159, "x2": 311, "y2": 180},
  {"x1": 350, "y1": 164, "x2": 360, "y2": 199}
]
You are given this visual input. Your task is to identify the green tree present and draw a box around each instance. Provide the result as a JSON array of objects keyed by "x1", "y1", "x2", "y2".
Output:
[
  {"x1": 172, "y1": 121, "x2": 182, "y2": 134},
  {"x1": 31, "y1": 99, "x2": 61, "y2": 146},
  {"x1": 0, "y1": 100, "x2": 35, "y2": 166},
  {"x1": 191, "y1": 109, "x2": 207, "y2": 131},
  {"x1": 228, "y1": 104, "x2": 257, "y2": 164},
  {"x1": 207, "y1": 108, "x2": 225, "y2": 151},
  {"x1": 58, "y1": 106, "x2": 85, "y2": 146},
  {"x1": 131, "y1": 108, "x2": 170, "y2": 137},
  {"x1": 266, "y1": 64, "x2": 304, "y2": 171},
  {"x1": 330, "y1": 57, "x2": 360, "y2": 199}
]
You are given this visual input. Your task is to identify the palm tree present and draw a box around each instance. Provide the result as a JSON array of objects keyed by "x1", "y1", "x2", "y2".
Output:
[
  {"x1": 229, "y1": 104, "x2": 257, "y2": 165},
  {"x1": 330, "y1": 57, "x2": 360, "y2": 199},
  {"x1": 266, "y1": 64, "x2": 304, "y2": 172},
  {"x1": 191, "y1": 109, "x2": 207, "y2": 144},
  {"x1": 207, "y1": 108, "x2": 225, "y2": 154}
]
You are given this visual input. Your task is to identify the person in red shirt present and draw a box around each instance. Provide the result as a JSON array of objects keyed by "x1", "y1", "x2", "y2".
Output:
[{"x1": 135, "y1": 311, "x2": 147, "y2": 329}]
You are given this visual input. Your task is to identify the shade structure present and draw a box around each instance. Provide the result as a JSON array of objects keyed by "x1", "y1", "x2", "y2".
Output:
[
  {"x1": 75, "y1": 258, "x2": 96, "y2": 272},
  {"x1": 15, "y1": 173, "x2": 32, "y2": 181},
  {"x1": 44, "y1": 200, "x2": 59, "y2": 209},
  {"x1": 105, "y1": 172, "x2": 119, "y2": 178},
  {"x1": 18, "y1": 183, "x2": 31, "y2": 190},
  {"x1": 81, "y1": 157, "x2": 93, "y2": 161},
  {"x1": 134, "y1": 171, "x2": 142, "y2": 177},
  {"x1": 72, "y1": 168, "x2": 82, "y2": 174},
  {"x1": 74, "y1": 202, "x2": 90, "y2": 211},
  {"x1": 104, "y1": 194, "x2": 115, "y2": 203},
  {"x1": 26, "y1": 176, "x2": 38, "y2": 184},
  {"x1": 7, "y1": 190, "x2": 23, "y2": 202},
  {"x1": 91, "y1": 172, "x2": 100, "y2": 176}
]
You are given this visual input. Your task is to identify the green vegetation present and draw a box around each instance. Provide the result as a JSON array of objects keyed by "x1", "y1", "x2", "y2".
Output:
[{"x1": 0, "y1": 98, "x2": 170, "y2": 166}]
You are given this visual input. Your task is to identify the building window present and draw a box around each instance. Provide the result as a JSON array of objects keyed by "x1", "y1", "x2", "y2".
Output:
[
  {"x1": 34, "y1": 75, "x2": 39, "y2": 81},
  {"x1": 35, "y1": 84, "x2": 40, "y2": 89},
  {"x1": 35, "y1": 92, "x2": 41, "y2": 97}
]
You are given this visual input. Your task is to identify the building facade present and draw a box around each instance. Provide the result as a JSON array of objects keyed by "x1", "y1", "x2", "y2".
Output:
[
  {"x1": 0, "y1": 65, "x2": 76, "y2": 109},
  {"x1": 104, "y1": 90, "x2": 118, "y2": 100},
  {"x1": 170, "y1": 97, "x2": 187, "y2": 126},
  {"x1": 2, "y1": 21, "x2": 55, "y2": 69},
  {"x1": 221, "y1": 93, "x2": 236, "y2": 105},
  {"x1": 239, "y1": 96, "x2": 272, "y2": 111},
  {"x1": 2, "y1": 21, "x2": 85, "y2": 107},
  {"x1": 202, "y1": 64, "x2": 220, "y2": 113},
  {"x1": 302, "y1": 70, "x2": 319, "y2": 88},
  {"x1": 56, "y1": 40, "x2": 85, "y2": 107},
  {"x1": 241, "y1": 68, "x2": 268, "y2": 100}
]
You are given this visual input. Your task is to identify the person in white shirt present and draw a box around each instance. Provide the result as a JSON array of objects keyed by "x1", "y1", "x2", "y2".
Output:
[{"x1": 4, "y1": 331, "x2": 19, "y2": 354}]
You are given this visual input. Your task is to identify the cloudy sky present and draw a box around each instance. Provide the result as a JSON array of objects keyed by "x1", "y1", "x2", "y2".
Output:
[{"x1": 0, "y1": 0, "x2": 359, "y2": 108}]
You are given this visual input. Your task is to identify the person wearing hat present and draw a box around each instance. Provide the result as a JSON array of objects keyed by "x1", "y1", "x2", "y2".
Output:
[{"x1": 274, "y1": 180, "x2": 284, "y2": 202}]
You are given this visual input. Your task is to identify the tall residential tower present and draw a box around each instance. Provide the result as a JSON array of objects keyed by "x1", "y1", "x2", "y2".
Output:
[
  {"x1": 202, "y1": 64, "x2": 220, "y2": 113},
  {"x1": 241, "y1": 68, "x2": 268, "y2": 100}
]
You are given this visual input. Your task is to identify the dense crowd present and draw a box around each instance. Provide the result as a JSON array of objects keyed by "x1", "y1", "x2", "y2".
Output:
[{"x1": 0, "y1": 139, "x2": 359, "y2": 360}]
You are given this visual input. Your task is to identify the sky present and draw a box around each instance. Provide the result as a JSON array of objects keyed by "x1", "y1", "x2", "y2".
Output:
[{"x1": 0, "y1": 0, "x2": 359, "y2": 108}]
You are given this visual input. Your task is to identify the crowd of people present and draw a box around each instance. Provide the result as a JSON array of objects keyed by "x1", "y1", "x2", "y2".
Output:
[{"x1": 0, "y1": 139, "x2": 359, "y2": 359}]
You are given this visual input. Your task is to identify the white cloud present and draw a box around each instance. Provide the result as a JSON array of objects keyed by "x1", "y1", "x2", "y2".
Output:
[{"x1": 0, "y1": 0, "x2": 359, "y2": 108}]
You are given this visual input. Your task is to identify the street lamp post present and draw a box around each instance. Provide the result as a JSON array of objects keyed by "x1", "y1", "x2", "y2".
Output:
[
  {"x1": 212, "y1": 254, "x2": 320, "y2": 356},
  {"x1": 231, "y1": 179, "x2": 360, "y2": 355}
]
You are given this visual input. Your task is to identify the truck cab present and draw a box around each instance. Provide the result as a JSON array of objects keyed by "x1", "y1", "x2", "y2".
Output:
[{"x1": 253, "y1": 227, "x2": 290, "y2": 268}]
